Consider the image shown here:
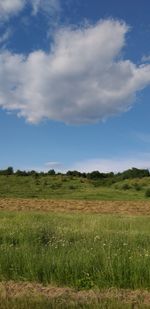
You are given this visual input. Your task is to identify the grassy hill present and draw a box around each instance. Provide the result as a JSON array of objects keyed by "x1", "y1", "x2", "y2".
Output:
[{"x1": 0, "y1": 174, "x2": 150, "y2": 200}]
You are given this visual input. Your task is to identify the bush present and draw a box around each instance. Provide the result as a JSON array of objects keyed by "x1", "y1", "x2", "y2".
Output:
[
  {"x1": 145, "y1": 188, "x2": 150, "y2": 197},
  {"x1": 133, "y1": 183, "x2": 142, "y2": 191},
  {"x1": 68, "y1": 185, "x2": 76, "y2": 190},
  {"x1": 121, "y1": 183, "x2": 131, "y2": 190}
]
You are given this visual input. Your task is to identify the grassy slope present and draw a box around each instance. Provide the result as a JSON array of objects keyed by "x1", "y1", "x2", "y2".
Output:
[{"x1": 0, "y1": 175, "x2": 150, "y2": 200}]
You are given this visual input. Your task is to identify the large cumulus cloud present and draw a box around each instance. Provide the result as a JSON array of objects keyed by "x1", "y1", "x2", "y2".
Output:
[{"x1": 0, "y1": 19, "x2": 150, "y2": 124}]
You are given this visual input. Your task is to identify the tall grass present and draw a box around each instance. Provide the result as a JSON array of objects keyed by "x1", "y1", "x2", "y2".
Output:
[{"x1": 0, "y1": 212, "x2": 149, "y2": 289}]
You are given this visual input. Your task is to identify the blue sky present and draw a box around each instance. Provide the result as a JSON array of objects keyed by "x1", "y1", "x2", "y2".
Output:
[{"x1": 0, "y1": 0, "x2": 150, "y2": 172}]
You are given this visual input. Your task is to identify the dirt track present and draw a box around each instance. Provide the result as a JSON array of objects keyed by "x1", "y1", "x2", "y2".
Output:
[{"x1": 0, "y1": 198, "x2": 150, "y2": 215}]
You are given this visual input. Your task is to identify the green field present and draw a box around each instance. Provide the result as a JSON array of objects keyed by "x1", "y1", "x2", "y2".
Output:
[
  {"x1": 0, "y1": 174, "x2": 150, "y2": 200},
  {"x1": 0, "y1": 212, "x2": 149, "y2": 289},
  {"x1": 0, "y1": 211, "x2": 149, "y2": 307}
]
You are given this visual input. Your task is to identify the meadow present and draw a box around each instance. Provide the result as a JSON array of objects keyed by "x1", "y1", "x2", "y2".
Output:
[
  {"x1": 0, "y1": 211, "x2": 149, "y2": 307},
  {"x1": 0, "y1": 174, "x2": 150, "y2": 307}
]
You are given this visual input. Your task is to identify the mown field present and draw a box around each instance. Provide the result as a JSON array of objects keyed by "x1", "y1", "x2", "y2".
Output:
[
  {"x1": 1, "y1": 174, "x2": 150, "y2": 200},
  {"x1": 0, "y1": 211, "x2": 149, "y2": 308}
]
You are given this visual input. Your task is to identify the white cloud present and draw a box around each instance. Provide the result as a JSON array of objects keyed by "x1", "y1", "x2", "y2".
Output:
[
  {"x1": 0, "y1": 0, "x2": 59, "y2": 19},
  {"x1": 72, "y1": 156, "x2": 150, "y2": 173},
  {"x1": 0, "y1": 19, "x2": 150, "y2": 124}
]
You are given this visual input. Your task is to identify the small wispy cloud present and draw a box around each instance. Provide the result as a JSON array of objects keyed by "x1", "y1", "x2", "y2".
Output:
[
  {"x1": 45, "y1": 161, "x2": 63, "y2": 170},
  {"x1": 31, "y1": 0, "x2": 60, "y2": 16},
  {"x1": 0, "y1": 0, "x2": 60, "y2": 20},
  {"x1": 135, "y1": 132, "x2": 150, "y2": 143},
  {"x1": 13, "y1": 154, "x2": 150, "y2": 174},
  {"x1": 72, "y1": 155, "x2": 150, "y2": 173},
  {"x1": 14, "y1": 161, "x2": 63, "y2": 172},
  {"x1": 0, "y1": 28, "x2": 12, "y2": 45},
  {"x1": 141, "y1": 55, "x2": 150, "y2": 62}
]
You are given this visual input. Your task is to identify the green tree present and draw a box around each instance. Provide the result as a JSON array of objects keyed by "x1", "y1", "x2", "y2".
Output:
[{"x1": 48, "y1": 169, "x2": 56, "y2": 175}]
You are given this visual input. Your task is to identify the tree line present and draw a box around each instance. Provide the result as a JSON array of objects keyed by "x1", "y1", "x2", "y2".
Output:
[{"x1": 0, "y1": 166, "x2": 149, "y2": 180}]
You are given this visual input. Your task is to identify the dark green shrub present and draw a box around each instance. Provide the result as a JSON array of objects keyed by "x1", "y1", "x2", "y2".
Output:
[
  {"x1": 133, "y1": 183, "x2": 142, "y2": 191},
  {"x1": 145, "y1": 188, "x2": 150, "y2": 197},
  {"x1": 68, "y1": 185, "x2": 76, "y2": 190},
  {"x1": 121, "y1": 183, "x2": 130, "y2": 190},
  {"x1": 77, "y1": 273, "x2": 94, "y2": 289}
]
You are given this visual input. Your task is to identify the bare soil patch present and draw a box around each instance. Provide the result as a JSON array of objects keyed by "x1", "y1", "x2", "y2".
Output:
[
  {"x1": 0, "y1": 199, "x2": 150, "y2": 215},
  {"x1": 0, "y1": 281, "x2": 149, "y2": 306}
]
